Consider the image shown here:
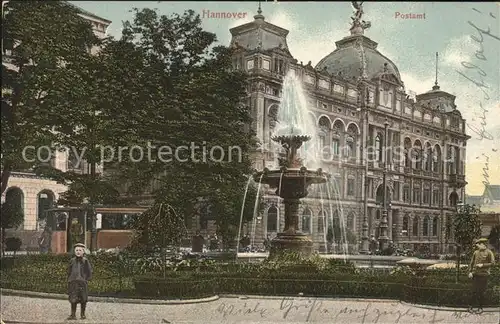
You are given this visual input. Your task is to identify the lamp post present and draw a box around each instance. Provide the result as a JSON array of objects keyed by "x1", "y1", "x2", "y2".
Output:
[
  {"x1": 378, "y1": 119, "x2": 390, "y2": 250},
  {"x1": 360, "y1": 174, "x2": 370, "y2": 253}
]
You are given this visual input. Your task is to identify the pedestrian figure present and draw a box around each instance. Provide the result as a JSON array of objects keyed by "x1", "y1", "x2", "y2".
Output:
[
  {"x1": 468, "y1": 237, "x2": 495, "y2": 314},
  {"x1": 67, "y1": 243, "x2": 92, "y2": 320},
  {"x1": 38, "y1": 226, "x2": 52, "y2": 253},
  {"x1": 70, "y1": 218, "x2": 83, "y2": 249}
]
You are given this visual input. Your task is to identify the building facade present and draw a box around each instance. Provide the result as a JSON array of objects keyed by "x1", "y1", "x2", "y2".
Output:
[
  {"x1": 1, "y1": 4, "x2": 111, "y2": 231},
  {"x1": 230, "y1": 7, "x2": 469, "y2": 253}
]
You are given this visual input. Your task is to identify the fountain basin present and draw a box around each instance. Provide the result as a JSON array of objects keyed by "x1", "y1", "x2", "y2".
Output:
[{"x1": 253, "y1": 168, "x2": 329, "y2": 199}]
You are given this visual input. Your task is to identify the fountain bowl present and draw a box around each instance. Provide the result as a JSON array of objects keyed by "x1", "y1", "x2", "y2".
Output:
[{"x1": 253, "y1": 168, "x2": 329, "y2": 199}]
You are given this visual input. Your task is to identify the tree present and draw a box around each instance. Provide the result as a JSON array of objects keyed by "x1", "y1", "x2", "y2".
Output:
[
  {"x1": 488, "y1": 225, "x2": 500, "y2": 252},
  {"x1": 0, "y1": 190, "x2": 24, "y2": 255},
  {"x1": 1, "y1": 1, "x2": 100, "y2": 194},
  {"x1": 130, "y1": 202, "x2": 187, "y2": 252},
  {"x1": 102, "y1": 8, "x2": 255, "y2": 226},
  {"x1": 453, "y1": 204, "x2": 482, "y2": 256},
  {"x1": 453, "y1": 204, "x2": 482, "y2": 282}
]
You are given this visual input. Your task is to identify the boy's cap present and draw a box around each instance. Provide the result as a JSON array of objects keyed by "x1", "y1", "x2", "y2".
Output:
[
  {"x1": 74, "y1": 243, "x2": 86, "y2": 249},
  {"x1": 475, "y1": 238, "x2": 488, "y2": 244}
]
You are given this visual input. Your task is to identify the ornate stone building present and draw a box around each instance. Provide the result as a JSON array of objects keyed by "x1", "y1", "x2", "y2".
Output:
[
  {"x1": 1, "y1": 5, "x2": 111, "y2": 231},
  {"x1": 230, "y1": 6, "x2": 469, "y2": 253}
]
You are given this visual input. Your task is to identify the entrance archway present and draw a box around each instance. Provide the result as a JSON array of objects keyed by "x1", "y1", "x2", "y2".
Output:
[
  {"x1": 3, "y1": 187, "x2": 25, "y2": 227},
  {"x1": 449, "y1": 192, "x2": 458, "y2": 207}
]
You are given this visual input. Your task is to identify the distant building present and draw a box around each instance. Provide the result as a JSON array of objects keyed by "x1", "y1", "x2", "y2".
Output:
[
  {"x1": 226, "y1": 5, "x2": 469, "y2": 253},
  {"x1": 466, "y1": 184, "x2": 500, "y2": 213},
  {"x1": 1, "y1": 4, "x2": 111, "y2": 231},
  {"x1": 466, "y1": 185, "x2": 500, "y2": 239}
]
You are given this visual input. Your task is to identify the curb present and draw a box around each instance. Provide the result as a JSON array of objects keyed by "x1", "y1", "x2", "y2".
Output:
[
  {"x1": 221, "y1": 294, "x2": 399, "y2": 303},
  {"x1": 1, "y1": 288, "x2": 219, "y2": 305}
]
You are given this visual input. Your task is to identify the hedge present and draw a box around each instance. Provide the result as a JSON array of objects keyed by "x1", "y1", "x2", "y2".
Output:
[{"x1": 1, "y1": 253, "x2": 499, "y2": 306}]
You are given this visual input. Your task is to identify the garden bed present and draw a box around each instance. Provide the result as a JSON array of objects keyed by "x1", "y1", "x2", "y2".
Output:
[{"x1": 1, "y1": 253, "x2": 499, "y2": 307}]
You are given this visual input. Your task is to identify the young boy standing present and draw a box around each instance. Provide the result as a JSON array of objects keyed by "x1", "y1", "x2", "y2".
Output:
[
  {"x1": 67, "y1": 243, "x2": 92, "y2": 320},
  {"x1": 468, "y1": 237, "x2": 496, "y2": 314}
]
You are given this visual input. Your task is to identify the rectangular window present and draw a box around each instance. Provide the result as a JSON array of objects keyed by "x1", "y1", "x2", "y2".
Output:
[
  {"x1": 319, "y1": 79, "x2": 329, "y2": 89},
  {"x1": 413, "y1": 188, "x2": 421, "y2": 204},
  {"x1": 262, "y1": 60, "x2": 270, "y2": 70},
  {"x1": 393, "y1": 182, "x2": 400, "y2": 201},
  {"x1": 318, "y1": 136, "x2": 325, "y2": 152},
  {"x1": 432, "y1": 190, "x2": 439, "y2": 205},
  {"x1": 403, "y1": 186, "x2": 410, "y2": 203},
  {"x1": 246, "y1": 59, "x2": 254, "y2": 70},
  {"x1": 347, "y1": 178, "x2": 355, "y2": 196},
  {"x1": 423, "y1": 189, "x2": 430, "y2": 204},
  {"x1": 332, "y1": 138, "x2": 340, "y2": 156}
]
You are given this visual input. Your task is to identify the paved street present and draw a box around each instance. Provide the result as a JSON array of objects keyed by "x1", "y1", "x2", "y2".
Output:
[{"x1": 1, "y1": 295, "x2": 499, "y2": 323}]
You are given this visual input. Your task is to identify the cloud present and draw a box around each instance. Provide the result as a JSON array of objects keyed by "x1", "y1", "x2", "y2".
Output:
[
  {"x1": 442, "y1": 35, "x2": 480, "y2": 68},
  {"x1": 266, "y1": 9, "x2": 343, "y2": 66}
]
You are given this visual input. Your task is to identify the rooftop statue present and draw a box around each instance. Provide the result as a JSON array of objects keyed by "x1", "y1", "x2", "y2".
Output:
[{"x1": 350, "y1": 1, "x2": 371, "y2": 35}]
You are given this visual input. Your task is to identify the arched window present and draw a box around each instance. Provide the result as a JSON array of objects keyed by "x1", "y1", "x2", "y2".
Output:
[
  {"x1": 268, "y1": 105, "x2": 278, "y2": 139},
  {"x1": 375, "y1": 134, "x2": 383, "y2": 161},
  {"x1": 301, "y1": 208, "x2": 312, "y2": 233},
  {"x1": 317, "y1": 210, "x2": 326, "y2": 233},
  {"x1": 447, "y1": 146, "x2": 455, "y2": 174},
  {"x1": 414, "y1": 140, "x2": 422, "y2": 170},
  {"x1": 332, "y1": 120, "x2": 344, "y2": 157},
  {"x1": 4, "y1": 187, "x2": 24, "y2": 227},
  {"x1": 433, "y1": 145, "x2": 441, "y2": 172},
  {"x1": 347, "y1": 212, "x2": 355, "y2": 231},
  {"x1": 454, "y1": 146, "x2": 460, "y2": 174},
  {"x1": 267, "y1": 206, "x2": 278, "y2": 232},
  {"x1": 402, "y1": 215, "x2": 409, "y2": 236},
  {"x1": 345, "y1": 124, "x2": 359, "y2": 158},
  {"x1": 432, "y1": 216, "x2": 439, "y2": 236},
  {"x1": 425, "y1": 143, "x2": 432, "y2": 171},
  {"x1": 423, "y1": 216, "x2": 430, "y2": 236},
  {"x1": 449, "y1": 192, "x2": 458, "y2": 207},
  {"x1": 404, "y1": 138, "x2": 412, "y2": 168},
  {"x1": 412, "y1": 217, "x2": 419, "y2": 236},
  {"x1": 345, "y1": 135, "x2": 354, "y2": 158}
]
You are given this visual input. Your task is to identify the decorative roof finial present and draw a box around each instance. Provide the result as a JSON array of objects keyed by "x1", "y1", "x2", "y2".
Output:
[
  {"x1": 254, "y1": 0, "x2": 264, "y2": 20},
  {"x1": 433, "y1": 52, "x2": 440, "y2": 90},
  {"x1": 350, "y1": 2, "x2": 371, "y2": 35}
]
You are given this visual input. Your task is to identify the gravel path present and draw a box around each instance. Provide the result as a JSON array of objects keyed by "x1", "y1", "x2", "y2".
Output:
[{"x1": 1, "y1": 295, "x2": 499, "y2": 323}]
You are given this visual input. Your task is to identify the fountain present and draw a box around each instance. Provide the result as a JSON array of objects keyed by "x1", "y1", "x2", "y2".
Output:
[{"x1": 253, "y1": 72, "x2": 331, "y2": 257}]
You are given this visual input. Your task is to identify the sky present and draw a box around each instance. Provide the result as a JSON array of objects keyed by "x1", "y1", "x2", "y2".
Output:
[{"x1": 72, "y1": 1, "x2": 500, "y2": 196}]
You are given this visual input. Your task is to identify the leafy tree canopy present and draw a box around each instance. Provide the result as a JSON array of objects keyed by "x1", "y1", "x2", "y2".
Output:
[
  {"x1": 1, "y1": 1, "x2": 100, "y2": 195},
  {"x1": 453, "y1": 204, "x2": 482, "y2": 256},
  {"x1": 101, "y1": 8, "x2": 256, "y2": 226}
]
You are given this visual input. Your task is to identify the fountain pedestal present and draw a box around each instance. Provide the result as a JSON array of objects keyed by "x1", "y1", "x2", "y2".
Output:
[
  {"x1": 253, "y1": 134, "x2": 329, "y2": 258},
  {"x1": 269, "y1": 198, "x2": 313, "y2": 257},
  {"x1": 270, "y1": 232, "x2": 314, "y2": 257}
]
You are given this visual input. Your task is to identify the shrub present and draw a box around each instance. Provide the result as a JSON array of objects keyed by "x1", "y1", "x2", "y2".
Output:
[
  {"x1": 2, "y1": 253, "x2": 499, "y2": 307},
  {"x1": 133, "y1": 274, "x2": 216, "y2": 299},
  {"x1": 5, "y1": 237, "x2": 22, "y2": 252}
]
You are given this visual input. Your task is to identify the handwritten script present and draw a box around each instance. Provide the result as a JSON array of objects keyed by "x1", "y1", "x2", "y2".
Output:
[
  {"x1": 211, "y1": 297, "x2": 498, "y2": 323},
  {"x1": 459, "y1": 6, "x2": 499, "y2": 187}
]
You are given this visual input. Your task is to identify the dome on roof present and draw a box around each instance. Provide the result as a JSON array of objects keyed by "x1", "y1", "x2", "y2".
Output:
[{"x1": 315, "y1": 35, "x2": 402, "y2": 84}]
